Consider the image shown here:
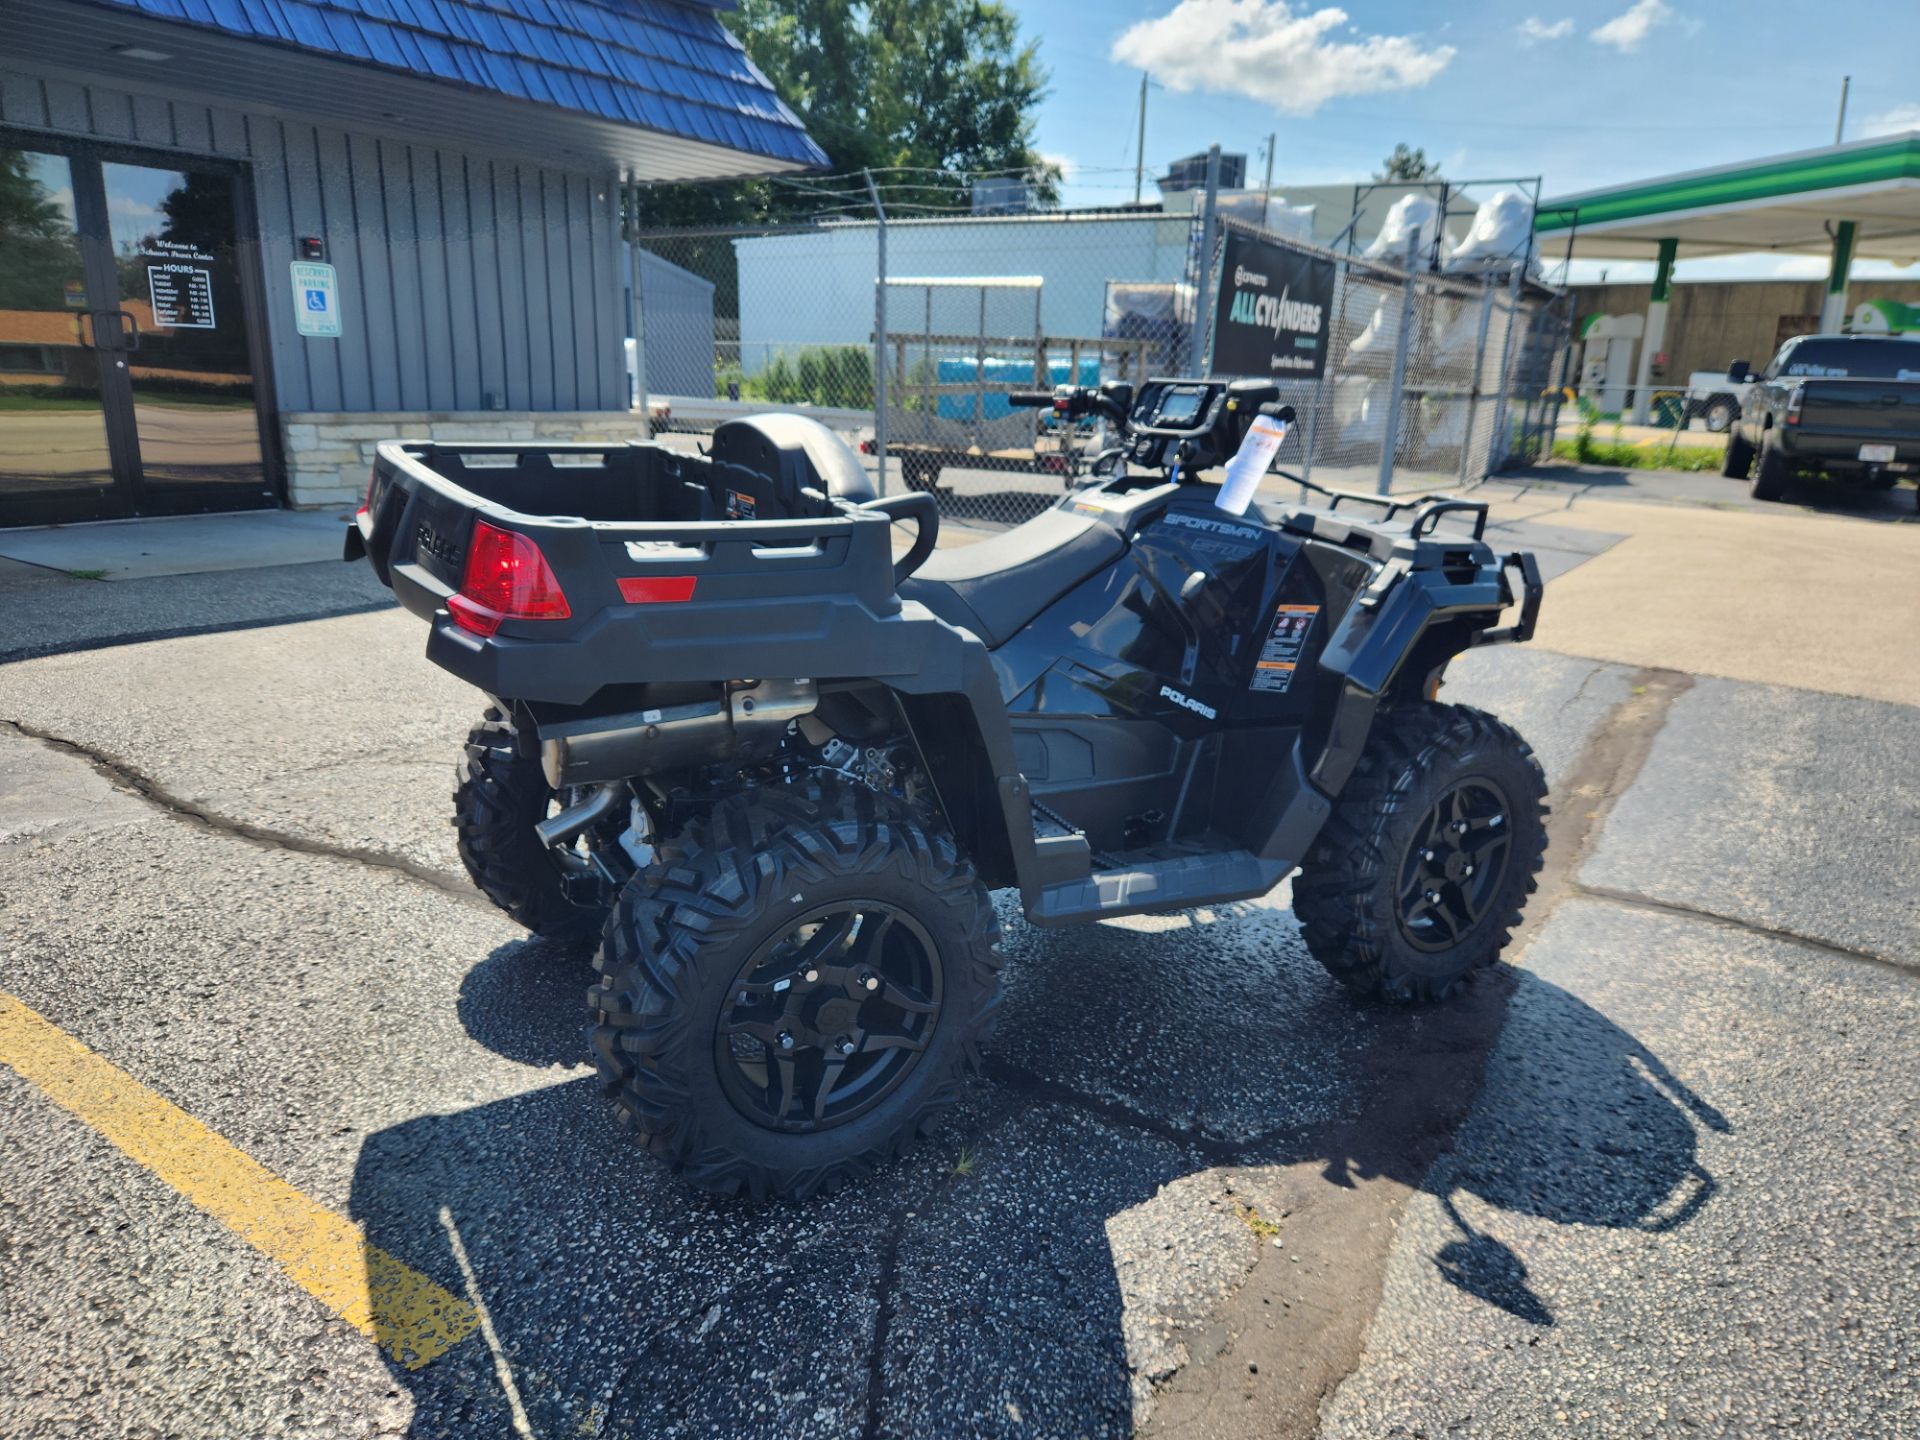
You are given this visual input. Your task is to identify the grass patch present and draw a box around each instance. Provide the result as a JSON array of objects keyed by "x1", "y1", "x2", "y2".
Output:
[
  {"x1": 63, "y1": 568, "x2": 108, "y2": 581},
  {"x1": 949, "y1": 1146, "x2": 975, "y2": 1179},
  {"x1": 1552, "y1": 435, "x2": 1725, "y2": 473},
  {"x1": 1237, "y1": 1202, "x2": 1282, "y2": 1240},
  {"x1": 0, "y1": 393, "x2": 103, "y2": 413},
  {"x1": 0, "y1": 382, "x2": 254, "y2": 412},
  {"x1": 129, "y1": 387, "x2": 257, "y2": 410}
]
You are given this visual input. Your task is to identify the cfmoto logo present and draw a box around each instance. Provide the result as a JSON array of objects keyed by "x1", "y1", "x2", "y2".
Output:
[{"x1": 1159, "y1": 685, "x2": 1218, "y2": 720}]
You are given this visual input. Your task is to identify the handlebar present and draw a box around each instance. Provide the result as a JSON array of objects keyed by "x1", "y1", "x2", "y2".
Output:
[
  {"x1": 1006, "y1": 387, "x2": 1294, "y2": 474},
  {"x1": 1008, "y1": 386, "x2": 1132, "y2": 427}
]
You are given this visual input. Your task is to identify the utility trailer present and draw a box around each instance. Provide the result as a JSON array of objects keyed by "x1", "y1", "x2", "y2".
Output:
[{"x1": 875, "y1": 274, "x2": 1156, "y2": 490}]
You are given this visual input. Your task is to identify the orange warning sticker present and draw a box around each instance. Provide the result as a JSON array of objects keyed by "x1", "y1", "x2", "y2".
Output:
[{"x1": 1251, "y1": 603, "x2": 1319, "y2": 693}]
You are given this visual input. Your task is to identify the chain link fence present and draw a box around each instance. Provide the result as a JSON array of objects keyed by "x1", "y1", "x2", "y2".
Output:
[{"x1": 631, "y1": 192, "x2": 1571, "y2": 531}]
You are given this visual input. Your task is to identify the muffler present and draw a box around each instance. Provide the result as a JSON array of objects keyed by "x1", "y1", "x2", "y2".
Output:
[{"x1": 538, "y1": 678, "x2": 817, "y2": 788}]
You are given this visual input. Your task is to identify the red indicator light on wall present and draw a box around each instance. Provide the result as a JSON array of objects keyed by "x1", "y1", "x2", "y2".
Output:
[
  {"x1": 448, "y1": 521, "x2": 571, "y2": 636},
  {"x1": 617, "y1": 575, "x2": 698, "y2": 604}
]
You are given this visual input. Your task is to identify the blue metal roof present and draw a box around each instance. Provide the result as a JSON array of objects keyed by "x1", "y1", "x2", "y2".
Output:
[{"x1": 84, "y1": 0, "x2": 826, "y2": 168}]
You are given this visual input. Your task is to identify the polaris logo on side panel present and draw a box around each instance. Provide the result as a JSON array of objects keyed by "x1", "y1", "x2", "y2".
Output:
[
  {"x1": 1159, "y1": 685, "x2": 1218, "y2": 720},
  {"x1": 415, "y1": 522, "x2": 461, "y2": 565}
]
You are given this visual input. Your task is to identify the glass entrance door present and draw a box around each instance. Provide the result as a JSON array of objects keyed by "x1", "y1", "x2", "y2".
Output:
[
  {"x1": 0, "y1": 147, "x2": 124, "y2": 525},
  {"x1": 0, "y1": 138, "x2": 272, "y2": 528},
  {"x1": 100, "y1": 159, "x2": 268, "y2": 515}
]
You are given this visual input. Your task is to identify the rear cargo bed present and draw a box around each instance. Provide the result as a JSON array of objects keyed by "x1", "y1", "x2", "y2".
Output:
[{"x1": 351, "y1": 439, "x2": 939, "y2": 705}]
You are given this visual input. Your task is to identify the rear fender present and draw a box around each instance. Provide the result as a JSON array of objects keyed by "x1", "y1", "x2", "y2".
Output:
[
  {"x1": 884, "y1": 641, "x2": 1035, "y2": 896},
  {"x1": 892, "y1": 692, "x2": 1022, "y2": 890}
]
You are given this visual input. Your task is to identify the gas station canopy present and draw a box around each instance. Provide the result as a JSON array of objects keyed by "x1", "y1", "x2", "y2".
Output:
[{"x1": 1537, "y1": 132, "x2": 1920, "y2": 262}]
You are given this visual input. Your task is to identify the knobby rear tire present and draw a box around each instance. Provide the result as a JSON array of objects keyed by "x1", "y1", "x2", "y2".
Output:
[
  {"x1": 1293, "y1": 703, "x2": 1548, "y2": 1004},
  {"x1": 587, "y1": 776, "x2": 1002, "y2": 1200},
  {"x1": 452, "y1": 707, "x2": 609, "y2": 943}
]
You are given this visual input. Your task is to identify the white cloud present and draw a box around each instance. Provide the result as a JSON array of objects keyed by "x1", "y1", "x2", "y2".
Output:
[
  {"x1": 107, "y1": 194, "x2": 162, "y2": 222},
  {"x1": 1518, "y1": 16, "x2": 1574, "y2": 44},
  {"x1": 1591, "y1": 0, "x2": 1676, "y2": 52},
  {"x1": 1036, "y1": 151, "x2": 1079, "y2": 182},
  {"x1": 1859, "y1": 103, "x2": 1920, "y2": 138},
  {"x1": 1109, "y1": 1, "x2": 1455, "y2": 116}
]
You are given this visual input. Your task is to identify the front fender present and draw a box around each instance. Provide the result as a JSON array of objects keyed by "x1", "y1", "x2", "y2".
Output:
[{"x1": 1308, "y1": 559, "x2": 1518, "y2": 794}]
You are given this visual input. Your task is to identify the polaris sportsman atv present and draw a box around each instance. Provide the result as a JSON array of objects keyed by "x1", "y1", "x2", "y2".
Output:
[{"x1": 348, "y1": 376, "x2": 1548, "y2": 1199}]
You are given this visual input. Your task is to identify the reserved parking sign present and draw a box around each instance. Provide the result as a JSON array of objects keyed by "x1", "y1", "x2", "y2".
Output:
[{"x1": 291, "y1": 260, "x2": 342, "y2": 338}]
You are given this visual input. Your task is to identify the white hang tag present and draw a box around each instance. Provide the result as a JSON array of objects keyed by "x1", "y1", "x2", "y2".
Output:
[{"x1": 1216, "y1": 415, "x2": 1289, "y2": 515}]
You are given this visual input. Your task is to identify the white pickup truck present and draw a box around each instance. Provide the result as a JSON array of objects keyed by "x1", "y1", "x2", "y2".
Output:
[{"x1": 1682, "y1": 370, "x2": 1755, "y2": 432}]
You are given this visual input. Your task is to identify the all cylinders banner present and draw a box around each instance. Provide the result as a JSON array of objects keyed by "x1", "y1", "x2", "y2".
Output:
[{"x1": 1211, "y1": 229, "x2": 1335, "y2": 381}]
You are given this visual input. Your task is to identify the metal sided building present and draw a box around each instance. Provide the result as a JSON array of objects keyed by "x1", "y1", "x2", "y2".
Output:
[{"x1": 0, "y1": 0, "x2": 823, "y2": 527}]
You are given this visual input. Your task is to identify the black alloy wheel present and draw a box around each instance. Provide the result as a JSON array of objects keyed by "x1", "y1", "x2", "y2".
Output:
[
  {"x1": 1293, "y1": 702, "x2": 1548, "y2": 1003},
  {"x1": 716, "y1": 902, "x2": 943, "y2": 1132},
  {"x1": 588, "y1": 775, "x2": 1002, "y2": 1199},
  {"x1": 1395, "y1": 778, "x2": 1515, "y2": 952}
]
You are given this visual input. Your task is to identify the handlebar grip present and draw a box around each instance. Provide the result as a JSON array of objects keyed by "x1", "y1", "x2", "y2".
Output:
[
  {"x1": 1007, "y1": 391, "x2": 1057, "y2": 408},
  {"x1": 1258, "y1": 402, "x2": 1296, "y2": 423}
]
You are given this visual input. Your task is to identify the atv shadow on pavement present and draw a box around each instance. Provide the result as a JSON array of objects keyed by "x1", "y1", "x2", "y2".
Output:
[{"x1": 348, "y1": 904, "x2": 1729, "y2": 1438}]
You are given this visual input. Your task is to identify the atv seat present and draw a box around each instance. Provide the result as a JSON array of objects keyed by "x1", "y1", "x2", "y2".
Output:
[{"x1": 899, "y1": 507, "x2": 1125, "y2": 647}]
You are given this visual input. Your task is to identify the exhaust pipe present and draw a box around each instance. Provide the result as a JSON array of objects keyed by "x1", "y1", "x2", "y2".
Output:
[
  {"x1": 533, "y1": 779, "x2": 625, "y2": 848},
  {"x1": 538, "y1": 678, "x2": 817, "y2": 789}
]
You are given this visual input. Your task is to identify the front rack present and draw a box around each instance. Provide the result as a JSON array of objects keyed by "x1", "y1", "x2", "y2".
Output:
[{"x1": 1272, "y1": 469, "x2": 1490, "y2": 540}]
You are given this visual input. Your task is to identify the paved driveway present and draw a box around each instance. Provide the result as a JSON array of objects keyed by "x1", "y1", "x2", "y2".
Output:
[{"x1": 0, "y1": 478, "x2": 1914, "y2": 1438}]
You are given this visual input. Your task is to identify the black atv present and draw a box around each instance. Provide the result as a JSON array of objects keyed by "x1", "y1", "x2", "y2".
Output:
[{"x1": 348, "y1": 376, "x2": 1548, "y2": 1199}]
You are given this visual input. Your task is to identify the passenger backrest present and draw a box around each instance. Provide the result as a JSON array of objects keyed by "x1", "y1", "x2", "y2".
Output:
[{"x1": 709, "y1": 414, "x2": 876, "y2": 518}]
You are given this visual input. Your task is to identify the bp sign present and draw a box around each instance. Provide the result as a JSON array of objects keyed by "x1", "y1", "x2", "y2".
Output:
[{"x1": 1211, "y1": 230, "x2": 1335, "y2": 380}]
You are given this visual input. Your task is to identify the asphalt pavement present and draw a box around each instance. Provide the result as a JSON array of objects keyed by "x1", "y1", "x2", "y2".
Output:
[{"x1": 0, "y1": 477, "x2": 1915, "y2": 1439}]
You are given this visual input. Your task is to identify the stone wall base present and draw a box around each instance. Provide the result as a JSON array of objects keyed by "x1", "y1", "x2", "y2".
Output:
[{"x1": 281, "y1": 411, "x2": 647, "y2": 507}]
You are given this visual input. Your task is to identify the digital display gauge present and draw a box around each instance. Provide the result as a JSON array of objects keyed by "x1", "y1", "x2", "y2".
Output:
[{"x1": 1154, "y1": 389, "x2": 1205, "y2": 426}]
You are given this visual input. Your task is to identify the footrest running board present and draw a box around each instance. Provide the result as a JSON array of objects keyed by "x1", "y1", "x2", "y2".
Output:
[{"x1": 1030, "y1": 849, "x2": 1292, "y2": 927}]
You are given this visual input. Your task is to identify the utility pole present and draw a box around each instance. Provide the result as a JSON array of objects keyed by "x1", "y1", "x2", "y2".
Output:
[
  {"x1": 1189, "y1": 144, "x2": 1222, "y2": 373},
  {"x1": 624, "y1": 175, "x2": 648, "y2": 438},
  {"x1": 1134, "y1": 72, "x2": 1149, "y2": 204},
  {"x1": 1835, "y1": 75, "x2": 1851, "y2": 144},
  {"x1": 863, "y1": 169, "x2": 889, "y2": 495},
  {"x1": 1261, "y1": 132, "x2": 1275, "y2": 213}
]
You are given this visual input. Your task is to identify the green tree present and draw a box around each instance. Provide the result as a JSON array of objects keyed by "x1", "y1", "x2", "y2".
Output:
[
  {"x1": 642, "y1": 0, "x2": 1053, "y2": 227},
  {"x1": 1375, "y1": 144, "x2": 1440, "y2": 182},
  {"x1": 0, "y1": 151, "x2": 83, "y2": 310}
]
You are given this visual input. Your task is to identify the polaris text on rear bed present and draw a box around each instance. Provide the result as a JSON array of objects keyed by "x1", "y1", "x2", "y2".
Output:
[{"x1": 347, "y1": 374, "x2": 1549, "y2": 1200}]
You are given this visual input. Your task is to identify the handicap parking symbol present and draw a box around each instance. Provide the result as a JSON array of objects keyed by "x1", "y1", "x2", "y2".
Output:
[{"x1": 292, "y1": 260, "x2": 341, "y2": 337}]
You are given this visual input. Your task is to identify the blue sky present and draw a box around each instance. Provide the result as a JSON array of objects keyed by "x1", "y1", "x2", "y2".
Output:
[{"x1": 1006, "y1": 0, "x2": 1920, "y2": 280}]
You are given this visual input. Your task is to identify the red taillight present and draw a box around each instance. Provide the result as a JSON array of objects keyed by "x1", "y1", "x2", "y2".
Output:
[
  {"x1": 1785, "y1": 387, "x2": 1804, "y2": 425},
  {"x1": 448, "y1": 520, "x2": 571, "y2": 636},
  {"x1": 617, "y1": 574, "x2": 698, "y2": 604},
  {"x1": 357, "y1": 466, "x2": 375, "y2": 520}
]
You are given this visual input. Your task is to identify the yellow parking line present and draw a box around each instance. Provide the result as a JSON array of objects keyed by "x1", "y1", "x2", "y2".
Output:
[{"x1": 0, "y1": 991, "x2": 478, "y2": 1370}]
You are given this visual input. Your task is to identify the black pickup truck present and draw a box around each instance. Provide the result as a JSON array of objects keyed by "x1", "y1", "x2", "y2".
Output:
[{"x1": 1722, "y1": 333, "x2": 1920, "y2": 508}]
